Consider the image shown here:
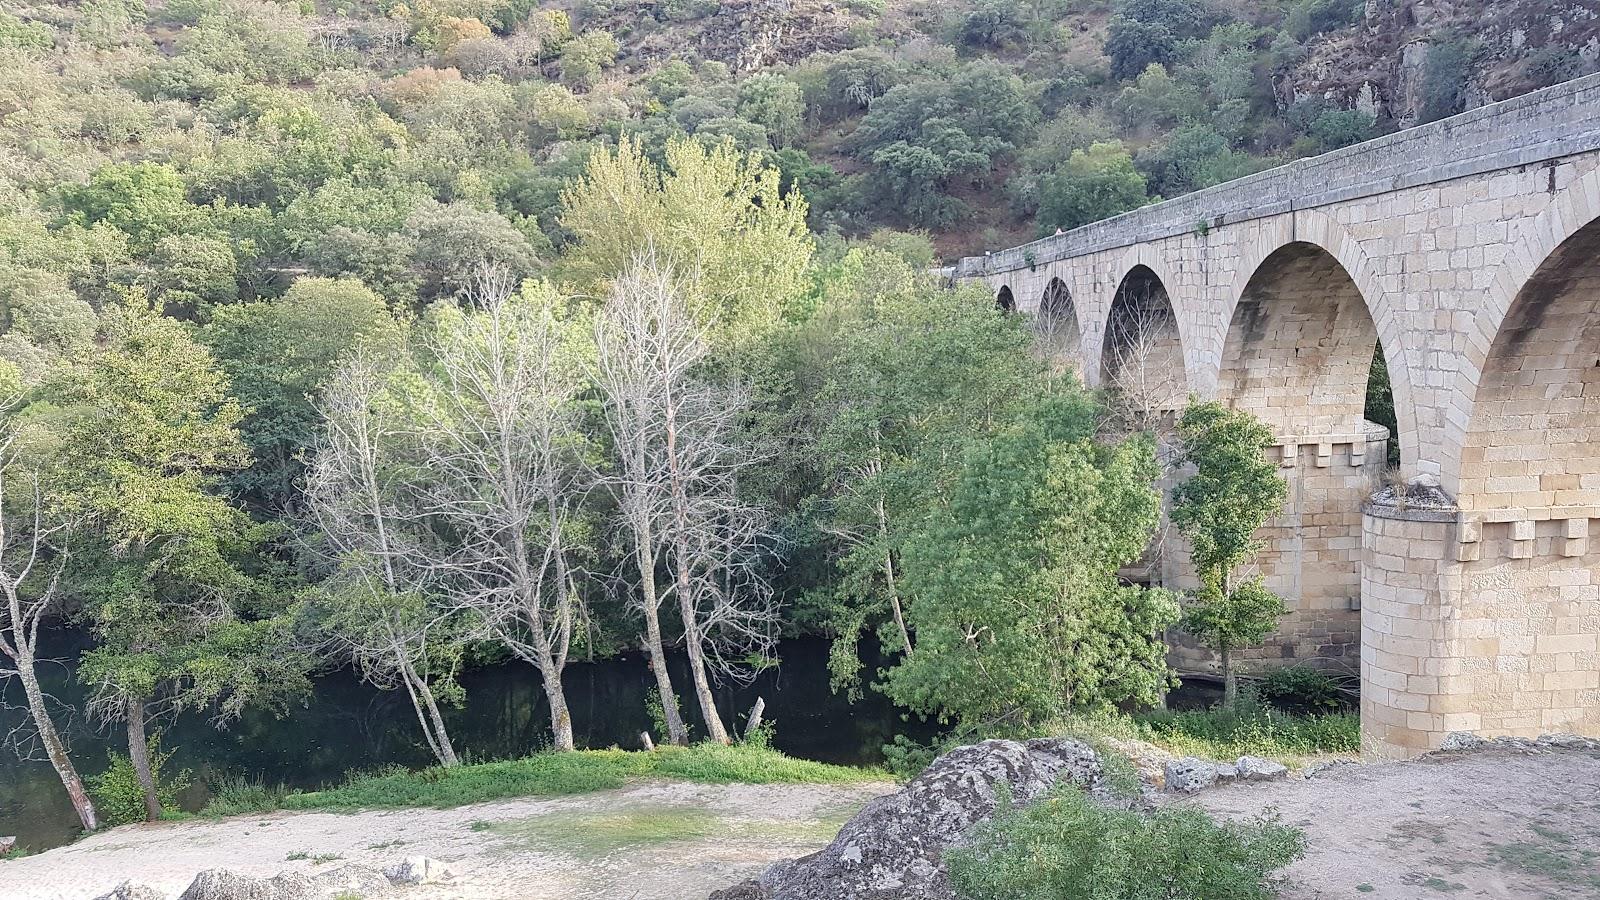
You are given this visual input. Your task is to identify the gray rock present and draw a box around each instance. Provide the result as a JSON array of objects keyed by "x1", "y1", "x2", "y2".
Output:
[
  {"x1": 176, "y1": 870, "x2": 315, "y2": 900},
  {"x1": 1162, "y1": 757, "x2": 1219, "y2": 793},
  {"x1": 91, "y1": 882, "x2": 166, "y2": 900},
  {"x1": 1214, "y1": 763, "x2": 1239, "y2": 783},
  {"x1": 710, "y1": 738, "x2": 1103, "y2": 900},
  {"x1": 176, "y1": 865, "x2": 389, "y2": 900},
  {"x1": 309, "y1": 865, "x2": 391, "y2": 896},
  {"x1": 0, "y1": 836, "x2": 14, "y2": 855},
  {"x1": 1439, "y1": 731, "x2": 1489, "y2": 752},
  {"x1": 1235, "y1": 756, "x2": 1289, "y2": 782},
  {"x1": 385, "y1": 856, "x2": 455, "y2": 885}
]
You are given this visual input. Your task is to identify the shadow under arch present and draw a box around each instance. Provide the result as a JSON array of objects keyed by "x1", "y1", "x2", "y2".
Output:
[
  {"x1": 1217, "y1": 240, "x2": 1393, "y2": 450},
  {"x1": 1456, "y1": 213, "x2": 1600, "y2": 514},
  {"x1": 1447, "y1": 164, "x2": 1600, "y2": 500},
  {"x1": 1218, "y1": 212, "x2": 1420, "y2": 480},
  {"x1": 995, "y1": 284, "x2": 1016, "y2": 313}
]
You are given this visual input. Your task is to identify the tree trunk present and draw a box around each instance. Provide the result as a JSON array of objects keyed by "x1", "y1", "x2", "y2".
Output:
[
  {"x1": 415, "y1": 676, "x2": 461, "y2": 768},
  {"x1": 16, "y1": 655, "x2": 97, "y2": 832},
  {"x1": 876, "y1": 495, "x2": 911, "y2": 656},
  {"x1": 1221, "y1": 643, "x2": 1238, "y2": 707},
  {"x1": 538, "y1": 658, "x2": 576, "y2": 752},
  {"x1": 637, "y1": 532, "x2": 688, "y2": 746},
  {"x1": 675, "y1": 542, "x2": 730, "y2": 745},
  {"x1": 124, "y1": 697, "x2": 161, "y2": 822}
]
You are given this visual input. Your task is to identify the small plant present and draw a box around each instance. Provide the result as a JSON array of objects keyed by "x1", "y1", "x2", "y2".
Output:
[
  {"x1": 1023, "y1": 248, "x2": 1038, "y2": 270},
  {"x1": 1194, "y1": 218, "x2": 1211, "y2": 236},
  {"x1": 203, "y1": 775, "x2": 287, "y2": 817},
  {"x1": 1256, "y1": 666, "x2": 1350, "y2": 714},
  {"x1": 286, "y1": 850, "x2": 310, "y2": 861},
  {"x1": 311, "y1": 853, "x2": 344, "y2": 865},
  {"x1": 89, "y1": 734, "x2": 192, "y2": 827},
  {"x1": 947, "y1": 784, "x2": 1305, "y2": 899},
  {"x1": 644, "y1": 688, "x2": 687, "y2": 744}
]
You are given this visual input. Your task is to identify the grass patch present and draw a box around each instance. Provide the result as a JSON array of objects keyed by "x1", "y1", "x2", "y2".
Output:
[
  {"x1": 241, "y1": 744, "x2": 883, "y2": 814},
  {"x1": 204, "y1": 776, "x2": 289, "y2": 817},
  {"x1": 1061, "y1": 701, "x2": 1359, "y2": 764},
  {"x1": 483, "y1": 804, "x2": 726, "y2": 857},
  {"x1": 1, "y1": 848, "x2": 27, "y2": 862}
]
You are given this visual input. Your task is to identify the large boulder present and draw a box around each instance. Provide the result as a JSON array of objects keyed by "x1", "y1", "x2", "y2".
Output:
[
  {"x1": 711, "y1": 738, "x2": 1105, "y2": 900},
  {"x1": 176, "y1": 865, "x2": 390, "y2": 900}
]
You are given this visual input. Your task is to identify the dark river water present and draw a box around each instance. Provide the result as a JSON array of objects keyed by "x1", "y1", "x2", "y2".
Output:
[{"x1": 0, "y1": 633, "x2": 936, "y2": 853}]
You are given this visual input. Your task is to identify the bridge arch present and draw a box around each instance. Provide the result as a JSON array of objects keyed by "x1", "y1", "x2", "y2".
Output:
[
  {"x1": 1032, "y1": 276, "x2": 1083, "y2": 375},
  {"x1": 1448, "y1": 164, "x2": 1600, "y2": 501},
  {"x1": 1456, "y1": 200, "x2": 1600, "y2": 515},
  {"x1": 1216, "y1": 212, "x2": 1421, "y2": 478},
  {"x1": 1098, "y1": 255, "x2": 1189, "y2": 429},
  {"x1": 995, "y1": 284, "x2": 1016, "y2": 313}
]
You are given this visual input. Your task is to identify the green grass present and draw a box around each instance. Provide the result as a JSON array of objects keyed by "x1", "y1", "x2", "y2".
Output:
[
  {"x1": 1059, "y1": 701, "x2": 1360, "y2": 765},
  {"x1": 482, "y1": 804, "x2": 726, "y2": 857},
  {"x1": 205, "y1": 775, "x2": 289, "y2": 817},
  {"x1": 205, "y1": 744, "x2": 882, "y2": 816}
]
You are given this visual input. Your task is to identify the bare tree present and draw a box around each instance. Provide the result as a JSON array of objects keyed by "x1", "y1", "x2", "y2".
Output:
[
  {"x1": 305, "y1": 353, "x2": 463, "y2": 767},
  {"x1": 410, "y1": 268, "x2": 590, "y2": 753},
  {"x1": 1031, "y1": 280, "x2": 1083, "y2": 377},
  {"x1": 1100, "y1": 279, "x2": 1187, "y2": 443},
  {"x1": 0, "y1": 420, "x2": 98, "y2": 832},
  {"x1": 592, "y1": 259, "x2": 778, "y2": 746}
]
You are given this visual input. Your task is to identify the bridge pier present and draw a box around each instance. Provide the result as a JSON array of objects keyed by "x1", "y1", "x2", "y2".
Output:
[{"x1": 1361, "y1": 500, "x2": 1600, "y2": 759}]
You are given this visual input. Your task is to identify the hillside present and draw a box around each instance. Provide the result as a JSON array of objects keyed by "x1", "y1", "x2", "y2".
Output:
[{"x1": 1, "y1": 0, "x2": 1596, "y2": 272}]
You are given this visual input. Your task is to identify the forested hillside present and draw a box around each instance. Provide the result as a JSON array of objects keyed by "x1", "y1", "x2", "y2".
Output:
[{"x1": 1, "y1": 0, "x2": 1596, "y2": 268}]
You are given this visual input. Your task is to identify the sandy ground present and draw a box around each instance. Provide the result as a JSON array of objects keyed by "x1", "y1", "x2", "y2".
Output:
[
  {"x1": 8, "y1": 748, "x2": 1599, "y2": 900},
  {"x1": 0, "y1": 780, "x2": 895, "y2": 900},
  {"x1": 1193, "y1": 747, "x2": 1600, "y2": 899}
]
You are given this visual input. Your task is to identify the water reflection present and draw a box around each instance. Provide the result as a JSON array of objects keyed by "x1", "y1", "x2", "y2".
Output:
[{"x1": 0, "y1": 634, "x2": 932, "y2": 853}]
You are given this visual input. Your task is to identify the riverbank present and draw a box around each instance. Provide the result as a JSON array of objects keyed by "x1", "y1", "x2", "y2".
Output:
[{"x1": 1, "y1": 778, "x2": 895, "y2": 900}]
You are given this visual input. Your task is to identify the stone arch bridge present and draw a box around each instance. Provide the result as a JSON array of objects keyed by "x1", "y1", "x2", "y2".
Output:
[{"x1": 950, "y1": 74, "x2": 1600, "y2": 759}]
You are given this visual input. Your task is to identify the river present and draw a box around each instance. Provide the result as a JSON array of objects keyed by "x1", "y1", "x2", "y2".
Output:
[{"x1": 0, "y1": 633, "x2": 934, "y2": 854}]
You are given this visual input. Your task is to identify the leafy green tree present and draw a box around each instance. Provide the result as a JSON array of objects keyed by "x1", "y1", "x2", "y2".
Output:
[
  {"x1": 60, "y1": 301, "x2": 303, "y2": 821},
  {"x1": 777, "y1": 252, "x2": 1044, "y2": 696},
  {"x1": 885, "y1": 391, "x2": 1179, "y2": 727},
  {"x1": 204, "y1": 277, "x2": 401, "y2": 512},
  {"x1": 1419, "y1": 37, "x2": 1477, "y2": 124},
  {"x1": 1169, "y1": 402, "x2": 1289, "y2": 704},
  {"x1": 736, "y1": 74, "x2": 805, "y2": 147},
  {"x1": 1104, "y1": 0, "x2": 1214, "y2": 81},
  {"x1": 59, "y1": 163, "x2": 196, "y2": 251},
  {"x1": 405, "y1": 202, "x2": 539, "y2": 302},
  {"x1": 558, "y1": 136, "x2": 811, "y2": 349},
  {"x1": 558, "y1": 29, "x2": 618, "y2": 90},
  {"x1": 1036, "y1": 141, "x2": 1148, "y2": 235}
]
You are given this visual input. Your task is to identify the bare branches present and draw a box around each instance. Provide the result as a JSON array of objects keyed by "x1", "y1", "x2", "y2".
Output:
[
  {"x1": 591, "y1": 257, "x2": 779, "y2": 745},
  {"x1": 1100, "y1": 278, "x2": 1186, "y2": 442}
]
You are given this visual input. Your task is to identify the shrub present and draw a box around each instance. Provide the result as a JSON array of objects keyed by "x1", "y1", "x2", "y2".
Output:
[
  {"x1": 1256, "y1": 666, "x2": 1349, "y2": 715},
  {"x1": 947, "y1": 784, "x2": 1305, "y2": 899},
  {"x1": 89, "y1": 738, "x2": 192, "y2": 827}
]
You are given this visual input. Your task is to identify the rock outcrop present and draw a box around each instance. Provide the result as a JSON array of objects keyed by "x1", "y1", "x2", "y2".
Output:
[{"x1": 710, "y1": 738, "x2": 1108, "y2": 900}]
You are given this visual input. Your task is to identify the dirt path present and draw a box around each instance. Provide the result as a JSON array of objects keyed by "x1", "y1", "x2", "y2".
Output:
[
  {"x1": 1193, "y1": 748, "x2": 1600, "y2": 899},
  {"x1": 0, "y1": 780, "x2": 895, "y2": 900}
]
